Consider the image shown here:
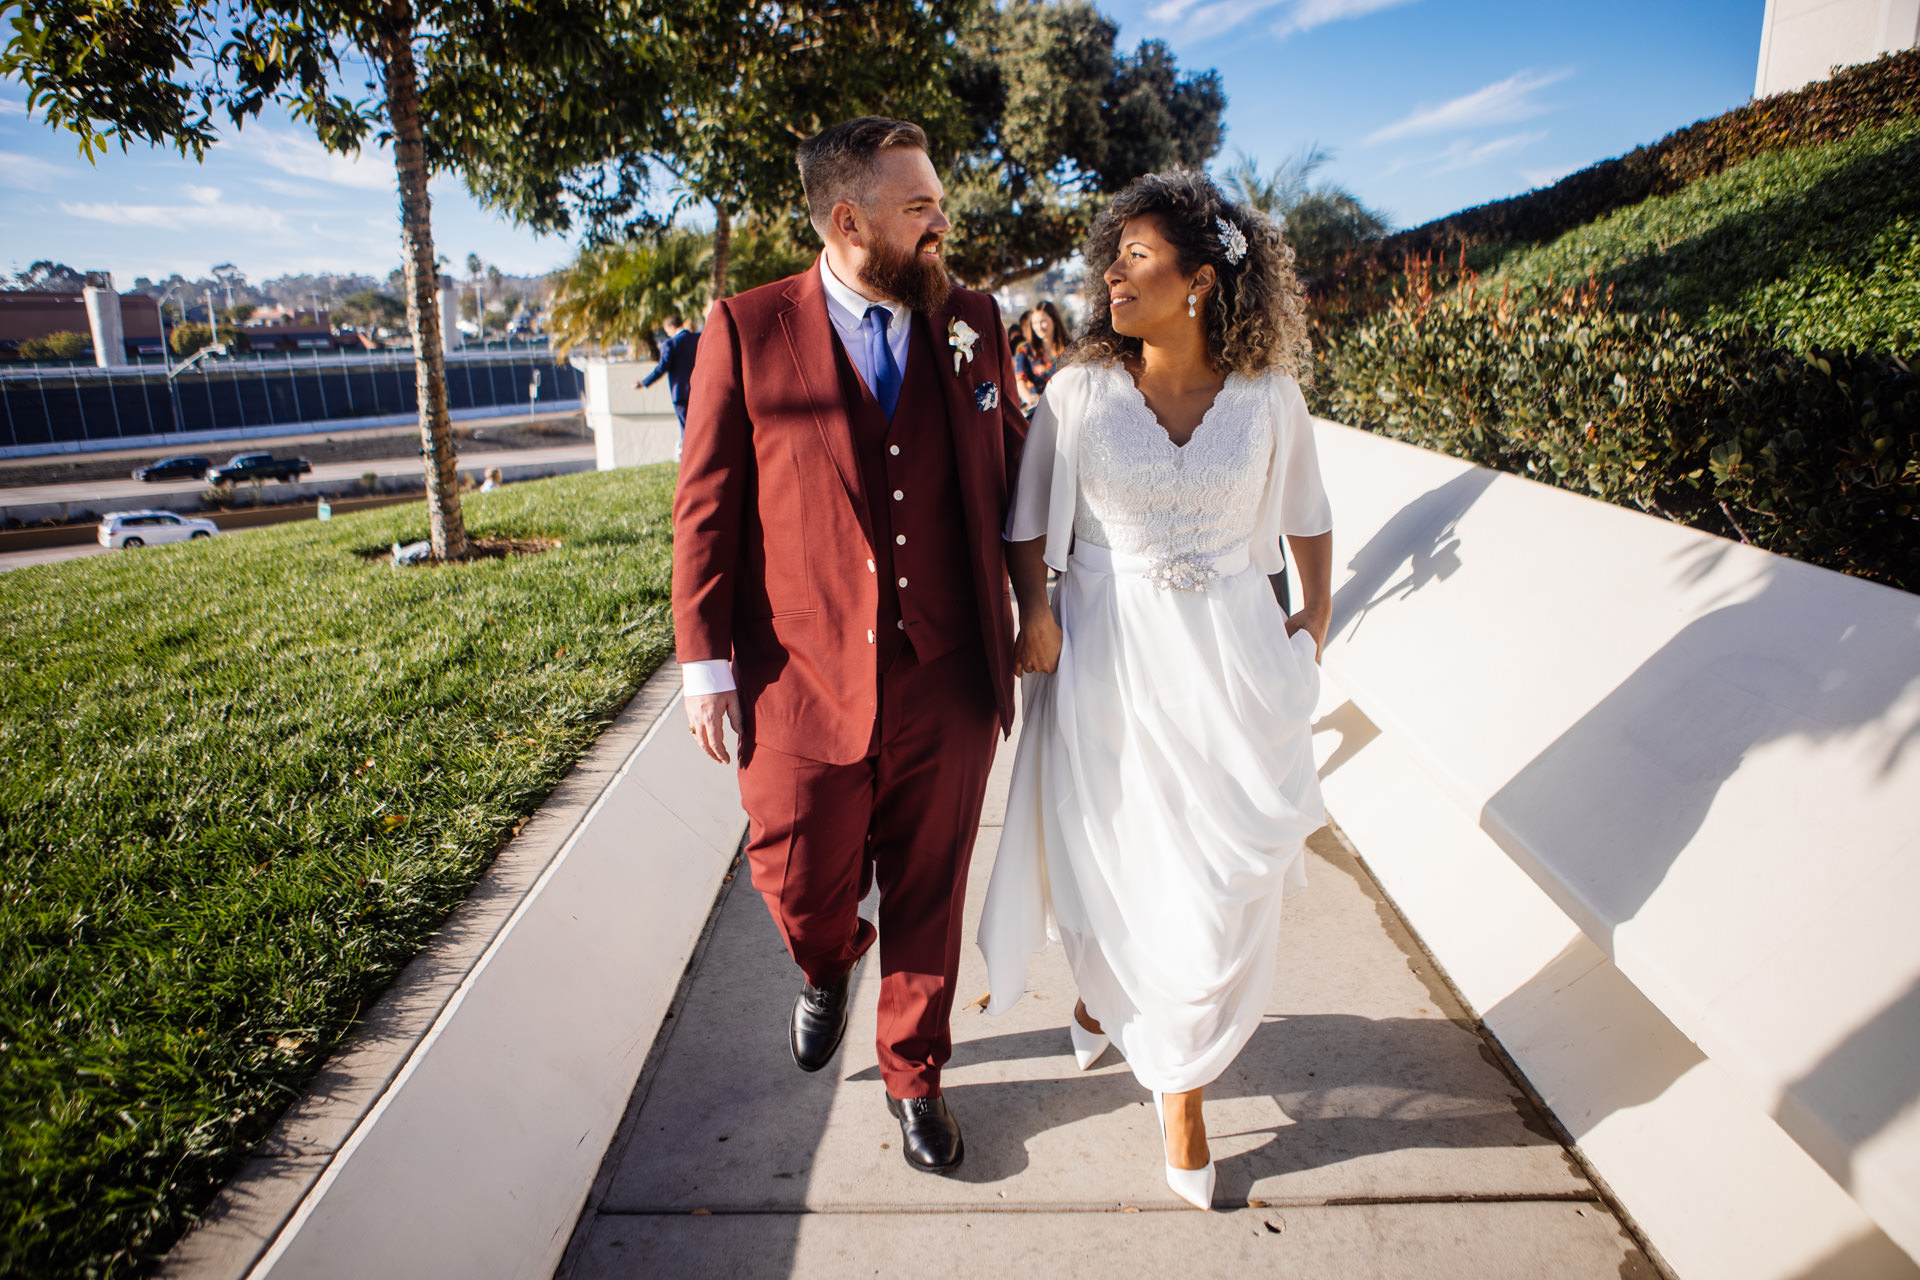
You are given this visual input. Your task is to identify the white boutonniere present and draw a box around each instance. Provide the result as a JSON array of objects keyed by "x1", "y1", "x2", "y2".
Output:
[{"x1": 948, "y1": 318, "x2": 979, "y2": 374}]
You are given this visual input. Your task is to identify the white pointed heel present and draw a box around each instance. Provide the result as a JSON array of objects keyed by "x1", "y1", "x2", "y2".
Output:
[
  {"x1": 1152, "y1": 1091, "x2": 1216, "y2": 1211},
  {"x1": 1068, "y1": 1015, "x2": 1110, "y2": 1071}
]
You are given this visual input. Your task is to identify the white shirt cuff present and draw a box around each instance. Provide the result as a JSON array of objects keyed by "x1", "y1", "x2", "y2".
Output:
[{"x1": 681, "y1": 658, "x2": 737, "y2": 696}]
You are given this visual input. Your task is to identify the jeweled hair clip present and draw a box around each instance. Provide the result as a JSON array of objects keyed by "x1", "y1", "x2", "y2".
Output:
[{"x1": 1216, "y1": 215, "x2": 1248, "y2": 265}]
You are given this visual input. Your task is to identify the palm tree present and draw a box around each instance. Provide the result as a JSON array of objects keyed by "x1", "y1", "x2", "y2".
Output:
[
  {"x1": 1223, "y1": 147, "x2": 1389, "y2": 279},
  {"x1": 549, "y1": 230, "x2": 712, "y2": 359}
]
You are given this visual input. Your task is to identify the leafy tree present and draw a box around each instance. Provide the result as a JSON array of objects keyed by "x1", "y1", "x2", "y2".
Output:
[
  {"x1": 941, "y1": 0, "x2": 1226, "y2": 289},
  {"x1": 4, "y1": 0, "x2": 654, "y2": 560},
  {"x1": 1223, "y1": 146, "x2": 1389, "y2": 280},
  {"x1": 549, "y1": 228, "x2": 713, "y2": 358},
  {"x1": 336, "y1": 288, "x2": 407, "y2": 333},
  {"x1": 459, "y1": 0, "x2": 966, "y2": 303},
  {"x1": 16, "y1": 329, "x2": 90, "y2": 359},
  {"x1": 5, "y1": 260, "x2": 90, "y2": 292}
]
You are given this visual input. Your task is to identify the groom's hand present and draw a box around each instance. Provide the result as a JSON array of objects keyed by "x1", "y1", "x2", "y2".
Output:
[
  {"x1": 1013, "y1": 611, "x2": 1063, "y2": 677},
  {"x1": 687, "y1": 691, "x2": 742, "y2": 764}
]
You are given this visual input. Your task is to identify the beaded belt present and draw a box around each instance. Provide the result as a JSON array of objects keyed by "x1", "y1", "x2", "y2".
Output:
[{"x1": 1069, "y1": 540, "x2": 1252, "y2": 591}]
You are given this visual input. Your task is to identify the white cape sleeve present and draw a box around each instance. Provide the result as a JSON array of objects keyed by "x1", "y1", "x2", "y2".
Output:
[
  {"x1": 1249, "y1": 372, "x2": 1334, "y2": 573},
  {"x1": 1003, "y1": 364, "x2": 1091, "y2": 572}
]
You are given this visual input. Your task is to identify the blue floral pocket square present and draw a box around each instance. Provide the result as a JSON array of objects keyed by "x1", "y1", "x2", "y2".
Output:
[{"x1": 974, "y1": 381, "x2": 999, "y2": 412}]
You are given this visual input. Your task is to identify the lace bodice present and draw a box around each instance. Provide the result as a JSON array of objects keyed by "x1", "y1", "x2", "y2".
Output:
[{"x1": 1073, "y1": 364, "x2": 1273, "y2": 563}]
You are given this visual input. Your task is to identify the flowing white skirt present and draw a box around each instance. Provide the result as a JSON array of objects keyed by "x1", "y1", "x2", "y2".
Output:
[{"x1": 978, "y1": 540, "x2": 1325, "y2": 1094}]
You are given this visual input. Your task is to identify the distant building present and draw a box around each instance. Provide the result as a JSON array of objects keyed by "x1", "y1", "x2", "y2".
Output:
[
  {"x1": 242, "y1": 309, "x2": 341, "y2": 351},
  {"x1": 0, "y1": 290, "x2": 165, "y2": 358},
  {"x1": 1756, "y1": 0, "x2": 1920, "y2": 97}
]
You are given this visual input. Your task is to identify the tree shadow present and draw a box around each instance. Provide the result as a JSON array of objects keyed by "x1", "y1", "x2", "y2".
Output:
[{"x1": 1482, "y1": 543, "x2": 1920, "y2": 942}]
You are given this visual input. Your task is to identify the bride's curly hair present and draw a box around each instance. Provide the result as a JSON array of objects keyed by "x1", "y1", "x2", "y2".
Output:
[{"x1": 1073, "y1": 169, "x2": 1311, "y2": 382}]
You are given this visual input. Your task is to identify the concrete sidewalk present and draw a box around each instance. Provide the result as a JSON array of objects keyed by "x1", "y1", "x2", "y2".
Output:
[{"x1": 559, "y1": 735, "x2": 1659, "y2": 1277}]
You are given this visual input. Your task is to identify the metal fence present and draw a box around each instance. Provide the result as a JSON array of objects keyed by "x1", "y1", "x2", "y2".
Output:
[{"x1": 0, "y1": 340, "x2": 583, "y2": 451}]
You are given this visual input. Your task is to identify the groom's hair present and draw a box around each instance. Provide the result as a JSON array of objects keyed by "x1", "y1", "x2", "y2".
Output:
[{"x1": 798, "y1": 117, "x2": 930, "y2": 236}]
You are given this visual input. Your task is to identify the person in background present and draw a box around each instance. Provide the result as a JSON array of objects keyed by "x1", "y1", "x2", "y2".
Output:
[
  {"x1": 639, "y1": 313, "x2": 701, "y2": 455},
  {"x1": 1013, "y1": 299, "x2": 1071, "y2": 415},
  {"x1": 480, "y1": 466, "x2": 503, "y2": 492},
  {"x1": 1010, "y1": 308, "x2": 1033, "y2": 361}
]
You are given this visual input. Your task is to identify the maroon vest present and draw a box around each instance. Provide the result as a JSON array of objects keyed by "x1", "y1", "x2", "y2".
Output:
[{"x1": 833, "y1": 314, "x2": 977, "y2": 673}]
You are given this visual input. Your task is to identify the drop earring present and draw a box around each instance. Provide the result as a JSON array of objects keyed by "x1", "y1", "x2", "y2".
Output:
[{"x1": 1187, "y1": 292, "x2": 1197, "y2": 318}]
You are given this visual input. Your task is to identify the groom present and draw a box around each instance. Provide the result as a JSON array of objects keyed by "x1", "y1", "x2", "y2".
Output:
[{"x1": 672, "y1": 117, "x2": 1026, "y2": 1173}]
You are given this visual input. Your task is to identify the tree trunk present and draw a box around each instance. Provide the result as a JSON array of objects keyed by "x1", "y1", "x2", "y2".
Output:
[
  {"x1": 710, "y1": 204, "x2": 731, "y2": 304},
  {"x1": 381, "y1": 0, "x2": 468, "y2": 561}
]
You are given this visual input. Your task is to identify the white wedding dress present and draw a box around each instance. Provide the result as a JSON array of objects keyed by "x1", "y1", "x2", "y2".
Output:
[{"x1": 978, "y1": 359, "x2": 1333, "y2": 1094}]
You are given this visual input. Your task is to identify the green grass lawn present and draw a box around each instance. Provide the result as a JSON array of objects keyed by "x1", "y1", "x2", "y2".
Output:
[
  {"x1": 0, "y1": 465, "x2": 678, "y2": 1278},
  {"x1": 1488, "y1": 113, "x2": 1920, "y2": 355}
]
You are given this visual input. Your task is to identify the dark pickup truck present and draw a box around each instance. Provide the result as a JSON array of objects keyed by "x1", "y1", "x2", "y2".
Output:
[{"x1": 205, "y1": 452, "x2": 313, "y2": 484}]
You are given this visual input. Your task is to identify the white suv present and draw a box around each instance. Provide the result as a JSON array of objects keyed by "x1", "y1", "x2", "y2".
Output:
[{"x1": 98, "y1": 510, "x2": 221, "y2": 549}]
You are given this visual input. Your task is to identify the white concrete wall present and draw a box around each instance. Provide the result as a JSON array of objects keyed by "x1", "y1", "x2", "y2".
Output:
[
  {"x1": 1307, "y1": 421, "x2": 1920, "y2": 1278},
  {"x1": 1756, "y1": 0, "x2": 1920, "y2": 97},
  {"x1": 574, "y1": 358, "x2": 682, "y2": 469},
  {"x1": 83, "y1": 286, "x2": 127, "y2": 368}
]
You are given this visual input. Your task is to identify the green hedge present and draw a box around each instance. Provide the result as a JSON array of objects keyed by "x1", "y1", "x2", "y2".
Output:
[
  {"x1": 1316, "y1": 272, "x2": 1920, "y2": 592},
  {"x1": 1366, "y1": 46, "x2": 1920, "y2": 269},
  {"x1": 1488, "y1": 115, "x2": 1920, "y2": 356}
]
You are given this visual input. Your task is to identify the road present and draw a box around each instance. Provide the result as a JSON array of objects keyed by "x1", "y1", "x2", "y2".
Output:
[{"x1": 1, "y1": 443, "x2": 595, "y2": 511}]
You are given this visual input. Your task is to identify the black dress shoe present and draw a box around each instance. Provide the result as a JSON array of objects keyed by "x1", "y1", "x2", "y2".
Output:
[
  {"x1": 790, "y1": 968, "x2": 854, "y2": 1073},
  {"x1": 886, "y1": 1093, "x2": 965, "y2": 1173}
]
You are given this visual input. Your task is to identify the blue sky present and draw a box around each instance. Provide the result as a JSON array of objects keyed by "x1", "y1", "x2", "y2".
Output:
[{"x1": 1, "y1": 0, "x2": 1766, "y2": 289}]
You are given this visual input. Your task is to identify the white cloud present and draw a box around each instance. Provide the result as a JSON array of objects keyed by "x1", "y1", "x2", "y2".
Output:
[
  {"x1": 184, "y1": 183, "x2": 223, "y2": 206},
  {"x1": 59, "y1": 198, "x2": 288, "y2": 233},
  {"x1": 232, "y1": 125, "x2": 390, "y2": 191},
  {"x1": 1364, "y1": 68, "x2": 1572, "y2": 144},
  {"x1": 1274, "y1": 0, "x2": 1420, "y2": 37},
  {"x1": 252, "y1": 176, "x2": 333, "y2": 200},
  {"x1": 0, "y1": 150, "x2": 66, "y2": 191},
  {"x1": 1427, "y1": 130, "x2": 1548, "y2": 173},
  {"x1": 1147, "y1": 0, "x2": 1416, "y2": 42}
]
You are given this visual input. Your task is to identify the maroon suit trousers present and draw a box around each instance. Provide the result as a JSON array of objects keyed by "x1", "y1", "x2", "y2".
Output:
[{"x1": 737, "y1": 641, "x2": 997, "y2": 1098}]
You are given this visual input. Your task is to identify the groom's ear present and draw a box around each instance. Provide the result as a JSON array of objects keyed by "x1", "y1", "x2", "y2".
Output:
[{"x1": 829, "y1": 200, "x2": 865, "y2": 249}]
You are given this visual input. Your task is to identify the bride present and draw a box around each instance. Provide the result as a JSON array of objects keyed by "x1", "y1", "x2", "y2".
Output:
[{"x1": 977, "y1": 171, "x2": 1333, "y2": 1210}]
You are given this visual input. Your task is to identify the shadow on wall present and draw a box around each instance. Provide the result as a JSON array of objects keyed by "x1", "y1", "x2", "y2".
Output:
[
  {"x1": 1329, "y1": 467, "x2": 1498, "y2": 645},
  {"x1": 1479, "y1": 539, "x2": 1920, "y2": 1185},
  {"x1": 1480, "y1": 540, "x2": 1920, "y2": 940},
  {"x1": 1781, "y1": 973, "x2": 1920, "y2": 1194}
]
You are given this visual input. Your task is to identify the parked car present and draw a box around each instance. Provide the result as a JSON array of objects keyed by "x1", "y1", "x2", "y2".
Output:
[
  {"x1": 205, "y1": 452, "x2": 313, "y2": 484},
  {"x1": 132, "y1": 455, "x2": 212, "y2": 483},
  {"x1": 98, "y1": 510, "x2": 221, "y2": 549}
]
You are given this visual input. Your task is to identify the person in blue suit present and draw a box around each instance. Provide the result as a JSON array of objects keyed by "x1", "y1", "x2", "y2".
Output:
[{"x1": 639, "y1": 314, "x2": 700, "y2": 455}]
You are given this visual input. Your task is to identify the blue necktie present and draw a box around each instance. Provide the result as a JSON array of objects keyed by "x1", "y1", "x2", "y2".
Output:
[{"x1": 863, "y1": 304, "x2": 902, "y2": 419}]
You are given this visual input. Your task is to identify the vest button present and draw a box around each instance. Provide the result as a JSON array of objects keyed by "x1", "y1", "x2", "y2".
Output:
[
  {"x1": 898, "y1": 577, "x2": 909, "y2": 588},
  {"x1": 866, "y1": 558, "x2": 875, "y2": 572},
  {"x1": 895, "y1": 534, "x2": 906, "y2": 545},
  {"x1": 889, "y1": 445, "x2": 900, "y2": 456},
  {"x1": 892, "y1": 489, "x2": 904, "y2": 501},
  {"x1": 867, "y1": 629, "x2": 875, "y2": 643},
  {"x1": 896, "y1": 619, "x2": 905, "y2": 629}
]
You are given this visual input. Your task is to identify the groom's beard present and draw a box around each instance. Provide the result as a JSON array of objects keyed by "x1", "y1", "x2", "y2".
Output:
[{"x1": 858, "y1": 228, "x2": 952, "y2": 314}]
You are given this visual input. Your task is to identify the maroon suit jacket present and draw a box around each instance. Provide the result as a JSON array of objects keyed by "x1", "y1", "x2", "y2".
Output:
[{"x1": 672, "y1": 258, "x2": 1028, "y2": 765}]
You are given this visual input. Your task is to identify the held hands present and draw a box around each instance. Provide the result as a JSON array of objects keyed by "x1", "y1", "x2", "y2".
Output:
[
  {"x1": 1012, "y1": 608, "x2": 1064, "y2": 677},
  {"x1": 686, "y1": 690, "x2": 742, "y2": 764},
  {"x1": 1284, "y1": 606, "x2": 1331, "y2": 663}
]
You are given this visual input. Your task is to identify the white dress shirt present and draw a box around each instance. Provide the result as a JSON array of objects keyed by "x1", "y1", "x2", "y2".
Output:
[{"x1": 682, "y1": 256, "x2": 910, "y2": 699}]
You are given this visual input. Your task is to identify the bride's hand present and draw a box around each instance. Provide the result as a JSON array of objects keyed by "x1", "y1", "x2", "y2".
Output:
[
  {"x1": 1285, "y1": 607, "x2": 1330, "y2": 663},
  {"x1": 1013, "y1": 610, "x2": 1063, "y2": 677}
]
